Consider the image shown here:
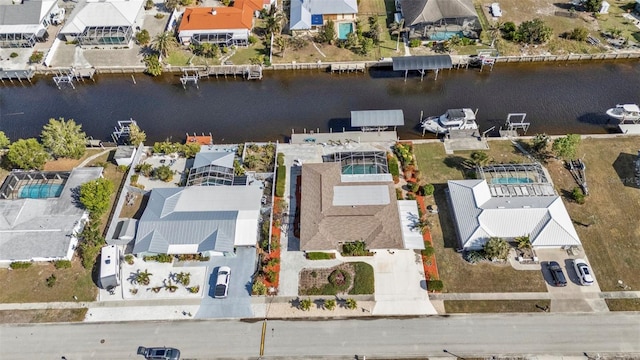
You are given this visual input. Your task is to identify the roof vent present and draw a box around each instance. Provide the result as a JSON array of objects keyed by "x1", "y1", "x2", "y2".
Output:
[{"x1": 211, "y1": 9, "x2": 217, "y2": 15}]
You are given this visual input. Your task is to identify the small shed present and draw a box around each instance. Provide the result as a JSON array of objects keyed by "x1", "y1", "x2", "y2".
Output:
[
  {"x1": 99, "y1": 245, "x2": 121, "y2": 290},
  {"x1": 114, "y1": 146, "x2": 136, "y2": 167}
]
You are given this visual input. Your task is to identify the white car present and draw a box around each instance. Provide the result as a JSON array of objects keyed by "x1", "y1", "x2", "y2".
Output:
[
  {"x1": 490, "y1": 3, "x2": 502, "y2": 17},
  {"x1": 573, "y1": 259, "x2": 594, "y2": 286},
  {"x1": 214, "y1": 266, "x2": 231, "y2": 298}
]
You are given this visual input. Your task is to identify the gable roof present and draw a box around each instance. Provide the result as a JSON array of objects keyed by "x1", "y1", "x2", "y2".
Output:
[
  {"x1": 290, "y1": 0, "x2": 358, "y2": 30},
  {"x1": 447, "y1": 179, "x2": 581, "y2": 249},
  {"x1": 400, "y1": 0, "x2": 477, "y2": 26},
  {"x1": 132, "y1": 186, "x2": 262, "y2": 254},
  {"x1": 300, "y1": 162, "x2": 403, "y2": 251},
  {"x1": 61, "y1": 0, "x2": 143, "y2": 34},
  {"x1": 193, "y1": 151, "x2": 234, "y2": 169}
]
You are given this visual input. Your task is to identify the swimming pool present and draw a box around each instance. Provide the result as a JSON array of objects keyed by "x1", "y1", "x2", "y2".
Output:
[
  {"x1": 19, "y1": 184, "x2": 64, "y2": 198},
  {"x1": 338, "y1": 23, "x2": 353, "y2": 40},
  {"x1": 342, "y1": 164, "x2": 380, "y2": 175},
  {"x1": 491, "y1": 177, "x2": 534, "y2": 185},
  {"x1": 429, "y1": 31, "x2": 464, "y2": 41}
]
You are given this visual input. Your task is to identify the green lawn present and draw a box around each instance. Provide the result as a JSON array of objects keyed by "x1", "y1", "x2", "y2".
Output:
[
  {"x1": 445, "y1": 300, "x2": 551, "y2": 313},
  {"x1": 349, "y1": 262, "x2": 375, "y2": 295}
]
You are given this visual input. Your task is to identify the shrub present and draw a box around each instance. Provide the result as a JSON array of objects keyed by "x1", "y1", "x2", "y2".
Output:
[
  {"x1": 135, "y1": 29, "x2": 151, "y2": 46},
  {"x1": 130, "y1": 174, "x2": 139, "y2": 184},
  {"x1": 388, "y1": 155, "x2": 400, "y2": 177},
  {"x1": 396, "y1": 188, "x2": 403, "y2": 200},
  {"x1": 125, "y1": 254, "x2": 135, "y2": 265},
  {"x1": 252, "y1": 280, "x2": 268, "y2": 295},
  {"x1": 187, "y1": 285, "x2": 200, "y2": 293},
  {"x1": 144, "y1": 55, "x2": 162, "y2": 76},
  {"x1": 328, "y1": 269, "x2": 351, "y2": 292},
  {"x1": 410, "y1": 182, "x2": 420, "y2": 193},
  {"x1": 306, "y1": 252, "x2": 335, "y2": 260},
  {"x1": 54, "y1": 260, "x2": 72, "y2": 269},
  {"x1": 248, "y1": 35, "x2": 258, "y2": 44},
  {"x1": 324, "y1": 299, "x2": 336, "y2": 310},
  {"x1": 405, "y1": 193, "x2": 416, "y2": 200},
  {"x1": 421, "y1": 244, "x2": 435, "y2": 258},
  {"x1": 427, "y1": 280, "x2": 444, "y2": 292},
  {"x1": 275, "y1": 165, "x2": 286, "y2": 197},
  {"x1": 483, "y1": 237, "x2": 510, "y2": 261},
  {"x1": 568, "y1": 27, "x2": 588, "y2": 42},
  {"x1": 464, "y1": 250, "x2": 485, "y2": 263},
  {"x1": 154, "y1": 13, "x2": 165, "y2": 19},
  {"x1": 345, "y1": 298, "x2": 358, "y2": 309},
  {"x1": 267, "y1": 270, "x2": 277, "y2": 283},
  {"x1": 422, "y1": 183, "x2": 435, "y2": 196},
  {"x1": 277, "y1": 152, "x2": 284, "y2": 166},
  {"x1": 299, "y1": 298, "x2": 312, "y2": 311},
  {"x1": 394, "y1": 143, "x2": 413, "y2": 167},
  {"x1": 267, "y1": 257, "x2": 280, "y2": 267},
  {"x1": 10, "y1": 261, "x2": 32, "y2": 269},
  {"x1": 28, "y1": 51, "x2": 44, "y2": 64},
  {"x1": 154, "y1": 165, "x2": 174, "y2": 182},
  {"x1": 46, "y1": 274, "x2": 57, "y2": 287},
  {"x1": 572, "y1": 187, "x2": 586, "y2": 204},
  {"x1": 117, "y1": 165, "x2": 129, "y2": 173},
  {"x1": 10, "y1": 52, "x2": 18, "y2": 58},
  {"x1": 144, "y1": 0, "x2": 154, "y2": 9},
  {"x1": 409, "y1": 38, "x2": 421, "y2": 47},
  {"x1": 175, "y1": 271, "x2": 191, "y2": 286},
  {"x1": 341, "y1": 241, "x2": 369, "y2": 256},
  {"x1": 349, "y1": 262, "x2": 375, "y2": 295}
]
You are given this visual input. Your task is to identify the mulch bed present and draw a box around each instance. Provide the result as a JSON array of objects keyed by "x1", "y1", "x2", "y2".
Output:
[
  {"x1": 299, "y1": 263, "x2": 356, "y2": 295},
  {"x1": 416, "y1": 195, "x2": 441, "y2": 283}
]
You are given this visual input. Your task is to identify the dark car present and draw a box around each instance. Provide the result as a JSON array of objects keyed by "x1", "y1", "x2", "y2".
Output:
[
  {"x1": 547, "y1": 261, "x2": 567, "y2": 287},
  {"x1": 137, "y1": 346, "x2": 180, "y2": 360}
]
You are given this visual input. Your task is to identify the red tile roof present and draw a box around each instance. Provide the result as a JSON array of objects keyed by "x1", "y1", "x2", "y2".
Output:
[{"x1": 179, "y1": 6, "x2": 253, "y2": 31}]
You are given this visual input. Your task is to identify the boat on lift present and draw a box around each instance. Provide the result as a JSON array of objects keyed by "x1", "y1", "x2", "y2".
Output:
[
  {"x1": 606, "y1": 104, "x2": 640, "y2": 134},
  {"x1": 421, "y1": 108, "x2": 479, "y2": 134}
]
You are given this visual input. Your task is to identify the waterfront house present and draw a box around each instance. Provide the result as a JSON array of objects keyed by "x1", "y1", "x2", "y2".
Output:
[
  {"x1": 0, "y1": 167, "x2": 103, "y2": 264},
  {"x1": 0, "y1": 0, "x2": 65, "y2": 48},
  {"x1": 299, "y1": 152, "x2": 425, "y2": 252},
  {"x1": 132, "y1": 186, "x2": 262, "y2": 257},
  {"x1": 447, "y1": 163, "x2": 581, "y2": 250},
  {"x1": 60, "y1": 0, "x2": 144, "y2": 47},
  {"x1": 178, "y1": 0, "x2": 263, "y2": 46},
  {"x1": 289, "y1": 0, "x2": 358, "y2": 32},
  {"x1": 398, "y1": 0, "x2": 480, "y2": 40}
]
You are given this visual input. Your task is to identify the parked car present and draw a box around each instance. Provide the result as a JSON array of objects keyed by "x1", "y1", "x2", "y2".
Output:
[
  {"x1": 573, "y1": 259, "x2": 594, "y2": 286},
  {"x1": 137, "y1": 347, "x2": 180, "y2": 360},
  {"x1": 490, "y1": 3, "x2": 502, "y2": 17},
  {"x1": 547, "y1": 261, "x2": 567, "y2": 287},
  {"x1": 214, "y1": 266, "x2": 231, "y2": 298}
]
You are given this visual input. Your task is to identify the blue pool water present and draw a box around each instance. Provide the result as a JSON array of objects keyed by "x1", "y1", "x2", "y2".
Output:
[
  {"x1": 342, "y1": 164, "x2": 379, "y2": 175},
  {"x1": 338, "y1": 23, "x2": 353, "y2": 40},
  {"x1": 19, "y1": 184, "x2": 64, "y2": 198},
  {"x1": 429, "y1": 31, "x2": 464, "y2": 41},
  {"x1": 491, "y1": 177, "x2": 534, "y2": 184}
]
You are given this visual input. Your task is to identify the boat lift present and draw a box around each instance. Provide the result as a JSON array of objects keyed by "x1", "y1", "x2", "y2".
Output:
[
  {"x1": 111, "y1": 119, "x2": 138, "y2": 144},
  {"x1": 180, "y1": 68, "x2": 200, "y2": 89},
  {"x1": 500, "y1": 113, "x2": 530, "y2": 136}
]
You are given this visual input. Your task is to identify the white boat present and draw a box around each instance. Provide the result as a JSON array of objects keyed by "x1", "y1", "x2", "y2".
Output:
[
  {"x1": 606, "y1": 104, "x2": 640, "y2": 121},
  {"x1": 421, "y1": 108, "x2": 479, "y2": 134},
  {"x1": 606, "y1": 104, "x2": 640, "y2": 134}
]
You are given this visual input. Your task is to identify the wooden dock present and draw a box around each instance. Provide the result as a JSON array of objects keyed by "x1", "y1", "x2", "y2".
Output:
[
  {"x1": 330, "y1": 63, "x2": 366, "y2": 73},
  {"x1": 0, "y1": 69, "x2": 35, "y2": 84}
]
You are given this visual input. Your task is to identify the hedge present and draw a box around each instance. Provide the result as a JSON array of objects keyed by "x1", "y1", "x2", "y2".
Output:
[
  {"x1": 275, "y1": 165, "x2": 286, "y2": 197},
  {"x1": 427, "y1": 280, "x2": 444, "y2": 292},
  {"x1": 10, "y1": 261, "x2": 32, "y2": 269},
  {"x1": 277, "y1": 152, "x2": 284, "y2": 166},
  {"x1": 388, "y1": 155, "x2": 400, "y2": 177}
]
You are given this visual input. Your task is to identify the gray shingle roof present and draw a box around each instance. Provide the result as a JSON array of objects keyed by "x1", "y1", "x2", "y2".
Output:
[{"x1": 300, "y1": 162, "x2": 403, "y2": 251}]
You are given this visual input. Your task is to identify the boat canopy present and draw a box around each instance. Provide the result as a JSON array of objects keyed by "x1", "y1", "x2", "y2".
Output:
[{"x1": 621, "y1": 104, "x2": 640, "y2": 112}]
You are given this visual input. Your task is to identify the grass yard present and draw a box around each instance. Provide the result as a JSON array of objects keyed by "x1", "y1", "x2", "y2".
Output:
[
  {"x1": 0, "y1": 308, "x2": 87, "y2": 324},
  {"x1": 413, "y1": 142, "x2": 549, "y2": 293},
  {"x1": 87, "y1": 150, "x2": 127, "y2": 234},
  {"x1": 542, "y1": 137, "x2": 640, "y2": 292},
  {"x1": 299, "y1": 262, "x2": 375, "y2": 295},
  {"x1": 605, "y1": 298, "x2": 640, "y2": 311},
  {"x1": 0, "y1": 259, "x2": 96, "y2": 303},
  {"x1": 444, "y1": 300, "x2": 551, "y2": 313}
]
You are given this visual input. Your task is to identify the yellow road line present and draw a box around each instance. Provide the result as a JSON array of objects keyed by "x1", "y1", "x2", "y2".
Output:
[{"x1": 260, "y1": 320, "x2": 267, "y2": 356}]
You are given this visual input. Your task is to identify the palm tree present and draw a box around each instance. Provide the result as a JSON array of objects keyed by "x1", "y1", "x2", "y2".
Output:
[
  {"x1": 265, "y1": 10, "x2": 284, "y2": 36},
  {"x1": 515, "y1": 235, "x2": 532, "y2": 250},
  {"x1": 152, "y1": 31, "x2": 177, "y2": 58},
  {"x1": 275, "y1": 36, "x2": 289, "y2": 57},
  {"x1": 487, "y1": 21, "x2": 503, "y2": 48},
  {"x1": 136, "y1": 269, "x2": 152, "y2": 285},
  {"x1": 390, "y1": 19, "x2": 407, "y2": 52}
]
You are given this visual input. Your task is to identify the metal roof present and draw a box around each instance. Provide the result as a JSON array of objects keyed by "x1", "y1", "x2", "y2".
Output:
[
  {"x1": 61, "y1": 0, "x2": 143, "y2": 34},
  {"x1": 397, "y1": 200, "x2": 425, "y2": 250},
  {"x1": 447, "y1": 179, "x2": 581, "y2": 249},
  {"x1": 289, "y1": 0, "x2": 358, "y2": 30},
  {"x1": 351, "y1": 110, "x2": 405, "y2": 127},
  {"x1": 133, "y1": 186, "x2": 262, "y2": 255},
  {"x1": 392, "y1": 55, "x2": 452, "y2": 71},
  {"x1": 193, "y1": 150, "x2": 234, "y2": 169}
]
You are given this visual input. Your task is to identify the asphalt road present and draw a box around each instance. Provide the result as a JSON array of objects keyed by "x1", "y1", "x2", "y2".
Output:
[{"x1": 1, "y1": 313, "x2": 638, "y2": 359}]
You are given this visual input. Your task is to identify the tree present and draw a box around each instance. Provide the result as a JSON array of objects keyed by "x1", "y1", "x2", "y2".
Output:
[
  {"x1": 144, "y1": 0, "x2": 154, "y2": 10},
  {"x1": 469, "y1": 151, "x2": 491, "y2": 167},
  {"x1": 515, "y1": 235, "x2": 532, "y2": 250},
  {"x1": 516, "y1": 18, "x2": 553, "y2": 44},
  {"x1": 585, "y1": 0, "x2": 603, "y2": 12},
  {"x1": 40, "y1": 117, "x2": 87, "y2": 159},
  {"x1": 552, "y1": 134, "x2": 581, "y2": 159},
  {"x1": 127, "y1": 123, "x2": 147, "y2": 146},
  {"x1": 6, "y1": 138, "x2": 49, "y2": 170},
  {"x1": 136, "y1": 163, "x2": 153, "y2": 176},
  {"x1": 345, "y1": 32, "x2": 359, "y2": 49},
  {"x1": 0, "y1": 131, "x2": 9, "y2": 149},
  {"x1": 154, "y1": 165, "x2": 174, "y2": 182},
  {"x1": 181, "y1": 142, "x2": 201, "y2": 158},
  {"x1": 367, "y1": 16, "x2": 381, "y2": 44},
  {"x1": 79, "y1": 178, "x2": 115, "y2": 219},
  {"x1": 568, "y1": 27, "x2": 588, "y2": 42},
  {"x1": 389, "y1": 19, "x2": 407, "y2": 52},
  {"x1": 483, "y1": 237, "x2": 510, "y2": 261},
  {"x1": 265, "y1": 9, "x2": 284, "y2": 36},
  {"x1": 319, "y1": 20, "x2": 336, "y2": 44},
  {"x1": 164, "y1": 0, "x2": 179, "y2": 12},
  {"x1": 275, "y1": 36, "x2": 289, "y2": 57},
  {"x1": 532, "y1": 133, "x2": 550, "y2": 154},
  {"x1": 135, "y1": 29, "x2": 151, "y2": 46},
  {"x1": 502, "y1": 21, "x2": 517, "y2": 41},
  {"x1": 135, "y1": 269, "x2": 153, "y2": 285},
  {"x1": 152, "y1": 31, "x2": 177, "y2": 58},
  {"x1": 360, "y1": 37, "x2": 374, "y2": 55},
  {"x1": 144, "y1": 54, "x2": 163, "y2": 76}
]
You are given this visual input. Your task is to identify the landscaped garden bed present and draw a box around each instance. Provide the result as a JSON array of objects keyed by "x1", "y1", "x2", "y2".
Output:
[{"x1": 299, "y1": 262, "x2": 374, "y2": 295}]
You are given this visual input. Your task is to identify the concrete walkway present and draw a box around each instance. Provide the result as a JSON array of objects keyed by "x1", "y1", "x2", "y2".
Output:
[{"x1": 78, "y1": 147, "x2": 114, "y2": 167}]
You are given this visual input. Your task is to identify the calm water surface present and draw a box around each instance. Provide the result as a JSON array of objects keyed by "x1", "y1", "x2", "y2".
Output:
[{"x1": 1, "y1": 60, "x2": 639, "y2": 143}]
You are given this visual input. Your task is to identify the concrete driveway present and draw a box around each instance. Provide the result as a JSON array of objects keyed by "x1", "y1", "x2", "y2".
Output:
[
  {"x1": 536, "y1": 249, "x2": 607, "y2": 313},
  {"x1": 196, "y1": 247, "x2": 257, "y2": 319}
]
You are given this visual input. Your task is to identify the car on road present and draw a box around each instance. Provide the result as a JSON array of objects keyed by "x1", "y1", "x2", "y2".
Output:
[
  {"x1": 490, "y1": 2, "x2": 502, "y2": 17},
  {"x1": 214, "y1": 266, "x2": 231, "y2": 298},
  {"x1": 573, "y1": 258, "x2": 594, "y2": 286},
  {"x1": 547, "y1": 261, "x2": 567, "y2": 287},
  {"x1": 137, "y1": 346, "x2": 180, "y2": 360}
]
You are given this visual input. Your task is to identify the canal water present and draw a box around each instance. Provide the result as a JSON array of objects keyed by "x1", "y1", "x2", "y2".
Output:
[{"x1": 1, "y1": 60, "x2": 639, "y2": 143}]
